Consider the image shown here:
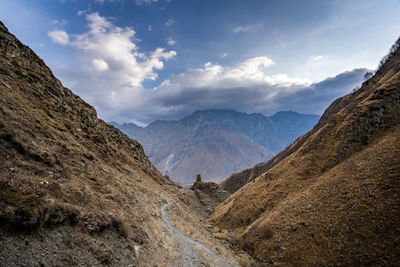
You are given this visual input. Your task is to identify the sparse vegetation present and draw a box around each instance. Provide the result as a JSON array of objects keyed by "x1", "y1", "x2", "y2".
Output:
[
  {"x1": 14, "y1": 69, "x2": 40, "y2": 83},
  {"x1": 378, "y1": 35, "x2": 400, "y2": 68},
  {"x1": 1, "y1": 21, "x2": 238, "y2": 267},
  {"x1": 209, "y1": 38, "x2": 400, "y2": 265},
  {"x1": 64, "y1": 122, "x2": 72, "y2": 130}
]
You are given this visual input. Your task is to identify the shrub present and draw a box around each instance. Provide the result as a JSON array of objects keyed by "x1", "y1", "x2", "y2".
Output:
[
  {"x1": 14, "y1": 70, "x2": 39, "y2": 83},
  {"x1": 378, "y1": 36, "x2": 400, "y2": 68},
  {"x1": 11, "y1": 61, "x2": 19, "y2": 68},
  {"x1": 360, "y1": 135, "x2": 369, "y2": 146}
]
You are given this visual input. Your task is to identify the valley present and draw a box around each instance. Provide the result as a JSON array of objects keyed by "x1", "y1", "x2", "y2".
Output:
[
  {"x1": 1, "y1": 2, "x2": 400, "y2": 265},
  {"x1": 0, "y1": 21, "x2": 239, "y2": 266}
]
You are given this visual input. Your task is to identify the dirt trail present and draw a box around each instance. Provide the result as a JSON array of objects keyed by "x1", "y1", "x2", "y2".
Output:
[{"x1": 161, "y1": 198, "x2": 237, "y2": 266}]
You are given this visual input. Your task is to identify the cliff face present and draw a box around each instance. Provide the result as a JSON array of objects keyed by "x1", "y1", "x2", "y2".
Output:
[
  {"x1": 0, "y1": 21, "x2": 237, "y2": 266},
  {"x1": 209, "y1": 39, "x2": 400, "y2": 265}
]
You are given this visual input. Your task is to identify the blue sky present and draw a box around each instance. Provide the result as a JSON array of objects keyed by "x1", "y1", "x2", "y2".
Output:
[{"x1": 1, "y1": 0, "x2": 399, "y2": 125}]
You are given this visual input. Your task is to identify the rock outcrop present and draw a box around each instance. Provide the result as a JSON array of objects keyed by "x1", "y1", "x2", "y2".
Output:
[{"x1": 191, "y1": 181, "x2": 229, "y2": 215}]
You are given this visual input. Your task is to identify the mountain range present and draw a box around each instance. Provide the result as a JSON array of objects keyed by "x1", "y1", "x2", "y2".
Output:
[
  {"x1": 1, "y1": 19, "x2": 399, "y2": 266},
  {"x1": 111, "y1": 110, "x2": 319, "y2": 184}
]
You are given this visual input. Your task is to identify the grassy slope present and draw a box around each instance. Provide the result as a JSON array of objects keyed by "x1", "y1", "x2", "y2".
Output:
[
  {"x1": 0, "y1": 21, "x2": 235, "y2": 266},
  {"x1": 209, "y1": 46, "x2": 400, "y2": 265}
]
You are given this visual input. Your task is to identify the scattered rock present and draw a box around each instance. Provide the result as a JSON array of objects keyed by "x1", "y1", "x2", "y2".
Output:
[{"x1": 1, "y1": 82, "x2": 10, "y2": 89}]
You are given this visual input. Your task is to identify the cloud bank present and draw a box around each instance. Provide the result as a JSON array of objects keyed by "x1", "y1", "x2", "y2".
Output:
[{"x1": 49, "y1": 13, "x2": 367, "y2": 125}]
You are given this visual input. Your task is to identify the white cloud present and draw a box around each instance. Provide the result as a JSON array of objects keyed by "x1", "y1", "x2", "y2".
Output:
[
  {"x1": 130, "y1": 119, "x2": 148, "y2": 127},
  {"x1": 167, "y1": 38, "x2": 176, "y2": 45},
  {"x1": 52, "y1": 13, "x2": 366, "y2": 125},
  {"x1": 52, "y1": 19, "x2": 68, "y2": 26},
  {"x1": 92, "y1": 0, "x2": 166, "y2": 5},
  {"x1": 222, "y1": 53, "x2": 228, "y2": 58},
  {"x1": 66, "y1": 12, "x2": 176, "y2": 87},
  {"x1": 48, "y1": 30, "x2": 69, "y2": 45},
  {"x1": 77, "y1": 10, "x2": 86, "y2": 16},
  {"x1": 138, "y1": 64, "x2": 364, "y2": 123},
  {"x1": 53, "y1": 12, "x2": 177, "y2": 122},
  {"x1": 92, "y1": 58, "x2": 109, "y2": 71},
  {"x1": 136, "y1": 0, "x2": 158, "y2": 4},
  {"x1": 156, "y1": 57, "x2": 309, "y2": 94},
  {"x1": 92, "y1": 0, "x2": 163, "y2": 5},
  {"x1": 233, "y1": 24, "x2": 263, "y2": 33},
  {"x1": 165, "y1": 19, "x2": 174, "y2": 26},
  {"x1": 309, "y1": 55, "x2": 326, "y2": 63}
]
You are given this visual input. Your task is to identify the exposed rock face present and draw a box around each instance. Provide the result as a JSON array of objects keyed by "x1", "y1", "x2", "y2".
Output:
[
  {"x1": 191, "y1": 181, "x2": 229, "y2": 215},
  {"x1": 0, "y1": 21, "x2": 237, "y2": 266},
  {"x1": 209, "y1": 38, "x2": 400, "y2": 265},
  {"x1": 113, "y1": 110, "x2": 319, "y2": 184}
]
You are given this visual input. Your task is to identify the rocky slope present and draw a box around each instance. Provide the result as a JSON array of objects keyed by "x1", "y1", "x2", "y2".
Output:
[
  {"x1": 190, "y1": 181, "x2": 229, "y2": 215},
  {"x1": 208, "y1": 38, "x2": 400, "y2": 265},
  {"x1": 0, "y1": 21, "x2": 238, "y2": 266},
  {"x1": 113, "y1": 110, "x2": 319, "y2": 184}
]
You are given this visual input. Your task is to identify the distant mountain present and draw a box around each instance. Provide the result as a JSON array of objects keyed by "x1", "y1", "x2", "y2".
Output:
[
  {"x1": 109, "y1": 121, "x2": 140, "y2": 136},
  {"x1": 112, "y1": 110, "x2": 319, "y2": 184}
]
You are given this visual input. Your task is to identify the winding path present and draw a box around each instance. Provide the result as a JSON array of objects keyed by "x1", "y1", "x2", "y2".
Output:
[{"x1": 161, "y1": 198, "x2": 237, "y2": 266}]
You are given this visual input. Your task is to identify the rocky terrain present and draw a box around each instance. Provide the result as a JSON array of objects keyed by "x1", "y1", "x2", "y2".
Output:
[
  {"x1": 208, "y1": 37, "x2": 400, "y2": 265},
  {"x1": 2, "y1": 16, "x2": 398, "y2": 266},
  {"x1": 190, "y1": 180, "x2": 229, "y2": 215},
  {"x1": 0, "y1": 21, "x2": 238, "y2": 266},
  {"x1": 113, "y1": 110, "x2": 319, "y2": 185}
]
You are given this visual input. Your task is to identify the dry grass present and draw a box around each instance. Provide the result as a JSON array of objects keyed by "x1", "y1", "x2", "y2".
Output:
[
  {"x1": 0, "y1": 22, "x2": 237, "y2": 266},
  {"x1": 209, "y1": 47, "x2": 400, "y2": 265}
]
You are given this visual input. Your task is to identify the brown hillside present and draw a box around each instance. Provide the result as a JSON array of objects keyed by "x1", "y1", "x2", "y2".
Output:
[
  {"x1": 209, "y1": 40, "x2": 400, "y2": 265},
  {"x1": 0, "y1": 21, "x2": 237, "y2": 266},
  {"x1": 219, "y1": 161, "x2": 271, "y2": 195}
]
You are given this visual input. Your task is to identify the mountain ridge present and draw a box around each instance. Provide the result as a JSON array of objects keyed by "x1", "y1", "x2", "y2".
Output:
[
  {"x1": 0, "y1": 20, "x2": 238, "y2": 266},
  {"x1": 208, "y1": 36, "x2": 400, "y2": 265},
  {"x1": 112, "y1": 110, "x2": 320, "y2": 184}
]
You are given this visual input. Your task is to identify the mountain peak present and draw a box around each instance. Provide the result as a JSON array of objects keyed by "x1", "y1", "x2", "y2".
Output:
[{"x1": 114, "y1": 109, "x2": 319, "y2": 184}]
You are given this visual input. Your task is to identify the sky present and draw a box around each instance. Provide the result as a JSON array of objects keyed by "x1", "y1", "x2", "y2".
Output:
[{"x1": 1, "y1": 0, "x2": 399, "y2": 125}]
